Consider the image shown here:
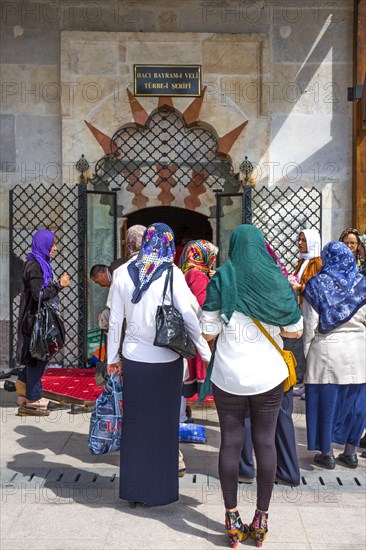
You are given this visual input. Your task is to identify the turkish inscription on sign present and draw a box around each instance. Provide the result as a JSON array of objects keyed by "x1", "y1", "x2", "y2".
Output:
[{"x1": 134, "y1": 65, "x2": 201, "y2": 97}]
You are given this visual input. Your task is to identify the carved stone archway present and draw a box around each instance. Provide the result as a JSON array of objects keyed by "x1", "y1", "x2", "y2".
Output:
[{"x1": 85, "y1": 89, "x2": 247, "y2": 219}]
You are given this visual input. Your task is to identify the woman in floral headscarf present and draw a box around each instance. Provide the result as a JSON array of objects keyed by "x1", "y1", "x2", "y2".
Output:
[
  {"x1": 180, "y1": 239, "x2": 218, "y2": 400},
  {"x1": 125, "y1": 224, "x2": 147, "y2": 258},
  {"x1": 303, "y1": 241, "x2": 366, "y2": 470},
  {"x1": 107, "y1": 223, "x2": 211, "y2": 507}
]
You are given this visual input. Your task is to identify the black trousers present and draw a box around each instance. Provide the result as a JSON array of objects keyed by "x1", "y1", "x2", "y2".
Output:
[
  {"x1": 213, "y1": 382, "x2": 283, "y2": 511},
  {"x1": 239, "y1": 387, "x2": 300, "y2": 486}
]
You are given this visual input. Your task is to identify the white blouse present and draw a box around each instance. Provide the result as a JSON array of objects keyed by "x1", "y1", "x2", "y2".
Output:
[
  {"x1": 107, "y1": 263, "x2": 211, "y2": 365},
  {"x1": 200, "y1": 310, "x2": 303, "y2": 396}
]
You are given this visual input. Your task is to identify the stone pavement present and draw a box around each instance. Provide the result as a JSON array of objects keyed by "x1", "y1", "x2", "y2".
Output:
[{"x1": 1, "y1": 378, "x2": 365, "y2": 550}]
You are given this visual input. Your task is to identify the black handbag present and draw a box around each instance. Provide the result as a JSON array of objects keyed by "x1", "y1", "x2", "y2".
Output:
[
  {"x1": 29, "y1": 291, "x2": 65, "y2": 361},
  {"x1": 153, "y1": 267, "x2": 196, "y2": 359}
]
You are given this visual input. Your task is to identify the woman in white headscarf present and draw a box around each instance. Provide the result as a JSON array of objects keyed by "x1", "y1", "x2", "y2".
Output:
[
  {"x1": 288, "y1": 228, "x2": 322, "y2": 391},
  {"x1": 289, "y1": 228, "x2": 322, "y2": 307}
]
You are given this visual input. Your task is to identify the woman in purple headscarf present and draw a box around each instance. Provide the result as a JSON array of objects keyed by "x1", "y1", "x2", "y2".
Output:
[{"x1": 15, "y1": 230, "x2": 70, "y2": 416}]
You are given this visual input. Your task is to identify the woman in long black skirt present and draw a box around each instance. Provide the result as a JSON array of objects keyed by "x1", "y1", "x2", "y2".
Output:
[{"x1": 107, "y1": 223, "x2": 211, "y2": 506}]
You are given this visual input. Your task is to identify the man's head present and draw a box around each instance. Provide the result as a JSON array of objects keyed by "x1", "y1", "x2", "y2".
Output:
[{"x1": 90, "y1": 264, "x2": 111, "y2": 287}]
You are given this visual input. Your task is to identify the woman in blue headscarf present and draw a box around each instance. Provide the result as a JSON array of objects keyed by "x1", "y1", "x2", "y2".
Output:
[
  {"x1": 107, "y1": 223, "x2": 211, "y2": 507},
  {"x1": 303, "y1": 240, "x2": 366, "y2": 470},
  {"x1": 16, "y1": 230, "x2": 70, "y2": 416}
]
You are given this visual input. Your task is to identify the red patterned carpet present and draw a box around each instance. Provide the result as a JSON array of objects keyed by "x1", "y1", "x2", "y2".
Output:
[
  {"x1": 41, "y1": 368, "x2": 215, "y2": 407},
  {"x1": 41, "y1": 368, "x2": 103, "y2": 404},
  {"x1": 186, "y1": 395, "x2": 215, "y2": 405}
]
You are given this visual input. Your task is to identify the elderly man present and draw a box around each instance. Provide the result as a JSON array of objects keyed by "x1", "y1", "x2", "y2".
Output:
[
  {"x1": 90, "y1": 225, "x2": 147, "y2": 328},
  {"x1": 90, "y1": 258, "x2": 127, "y2": 288}
]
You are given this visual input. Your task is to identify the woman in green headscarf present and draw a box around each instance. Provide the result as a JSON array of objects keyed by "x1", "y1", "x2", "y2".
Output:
[{"x1": 200, "y1": 225, "x2": 302, "y2": 549}]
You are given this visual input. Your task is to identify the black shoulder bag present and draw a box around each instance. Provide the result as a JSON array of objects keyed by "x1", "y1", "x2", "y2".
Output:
[
  {"x1": 153, "y1": 267, "x2": 196, "y2": 359},
  {"x1": 29, "y1": 290, "x2": 66, "y2": 361}
]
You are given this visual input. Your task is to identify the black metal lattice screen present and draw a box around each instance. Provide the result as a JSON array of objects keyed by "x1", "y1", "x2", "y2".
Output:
[
  {"x1": 9, "y1": 183, "x2": 86, "y2": 368},
  {"x1": 91, "y1": 109, "x2": 239, "y2": 190},
  {"x1": 247, "y1": 186, "x2": 322, "y2": 271}
]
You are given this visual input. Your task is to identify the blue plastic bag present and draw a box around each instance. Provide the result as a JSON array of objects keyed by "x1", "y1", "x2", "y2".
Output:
[
  {"x1": 179, "y1": 423, "x2": 207, "y2": 444},
  {"x1": 88, "y1": 374, "x2": 123, "y2": 455}
]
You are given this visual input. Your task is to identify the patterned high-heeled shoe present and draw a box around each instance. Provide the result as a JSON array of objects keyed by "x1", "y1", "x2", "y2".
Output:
[
  {"x1": 249, "y1": 508, "x2": 268, "y2": 548},
  {"x1": 225, "y1": 510, "x2": 249, "y2": 548}
]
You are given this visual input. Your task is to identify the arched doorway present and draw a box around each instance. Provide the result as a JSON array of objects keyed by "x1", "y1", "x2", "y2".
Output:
[{"x1": 126, "y1": 206, "x2": 212, "y2": 244}]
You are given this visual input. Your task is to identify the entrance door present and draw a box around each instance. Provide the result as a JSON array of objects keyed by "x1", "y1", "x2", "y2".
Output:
[
  {"x1": 215, "y1": 193, "x2": 244, "y2": 266},
  {"x1": 87, "y1": 191, "x2": 117, "y2": 330},
  {"x1": 127, "y1": 205, "x2": 213, "y2": 261}
]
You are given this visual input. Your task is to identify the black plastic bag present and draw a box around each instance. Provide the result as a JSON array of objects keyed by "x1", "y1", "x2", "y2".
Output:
[{"x1": 29, "y1": 291, "x2": 65, "y2": 361}]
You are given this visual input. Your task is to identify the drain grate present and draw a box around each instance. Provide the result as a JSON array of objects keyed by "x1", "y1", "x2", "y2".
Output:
[
  {"x1": 1, "y1": 468, "x2": 365, "y2": 492},
  {"x1": 299, "y1": 472, "x2": 364, "y2": 489}
]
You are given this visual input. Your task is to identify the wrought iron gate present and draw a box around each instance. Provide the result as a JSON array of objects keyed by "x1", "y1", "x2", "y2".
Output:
[
  {"x1": 9, "y1": 183, "x2": 87, "y2": 368},
  {"x1": 90, "y1": 108, "x2": 239, "y2": 190},
  {"x1": 89, "y1": 106, "x2": 322, "y2": 271},
  {"x1": 216, "y1": 186, "x2": 322, "y2": 267}
]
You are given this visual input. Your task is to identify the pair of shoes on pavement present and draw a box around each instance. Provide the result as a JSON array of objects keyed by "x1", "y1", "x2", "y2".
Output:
[
  {"x1": 314, "y1": 453, "x2": 336, "y2": 469},
  {"x1": 314, "y1": 452, "x2": 359, "y2": 470},
  {"x1": 337, "y1": 453, "x2": 358, "y2": 469},
  {"x1": 4, "y1": 380, "x2": 16, "y2": 392},
  {"x1": 18, "y1": 397, "x2": 50, "y2": 417},
  {"x1": 18, "y1": 405, "x2": 50, "y2": 416}
]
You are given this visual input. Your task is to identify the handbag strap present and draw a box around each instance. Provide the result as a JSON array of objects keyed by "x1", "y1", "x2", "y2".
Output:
[
  {"x1": 161, "y1": 266, "x2": 174, "y2": 307},
  {"x1": 252, "y1": 318, "x2": 283, "y2": 355},
  {"x1": 36, "y1": 290, "x2": 44, "y2": 315}
]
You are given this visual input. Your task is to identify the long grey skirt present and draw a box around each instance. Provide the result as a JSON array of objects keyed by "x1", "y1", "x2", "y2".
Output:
[{"x1": 119, "y1": 356, "x2": 183, "y2": 506}]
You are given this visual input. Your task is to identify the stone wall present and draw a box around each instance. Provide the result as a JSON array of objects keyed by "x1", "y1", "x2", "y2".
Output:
[
  {"x1": 61, "y1": 30, "x2": 270, "y2": 226},
  {"x1": 0, "y1": 0, "x2": 354, "y2": 365}
]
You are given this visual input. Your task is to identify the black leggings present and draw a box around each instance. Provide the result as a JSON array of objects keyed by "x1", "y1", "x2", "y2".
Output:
[{"x1": 213, "y1": 382, "x2": 284, "y2": 511}]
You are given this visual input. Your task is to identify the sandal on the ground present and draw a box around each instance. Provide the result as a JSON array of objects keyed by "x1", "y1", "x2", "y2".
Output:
[
  {"x1": 25, "y1": 398, "x2": 49, "y2": 408},
  {"x1": 18, "y1": 406, "x2": 50, "y2": 417}
]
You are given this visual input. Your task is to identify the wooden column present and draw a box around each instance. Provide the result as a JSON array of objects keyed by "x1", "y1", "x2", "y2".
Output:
[{"x1": 353, "y1": 0, "x2": 366, "y2": 232}]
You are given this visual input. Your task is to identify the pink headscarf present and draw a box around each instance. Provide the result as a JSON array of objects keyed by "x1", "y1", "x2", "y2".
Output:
[{"x1": 265, "y1": 241, "x2": 288, "y2": 278}]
